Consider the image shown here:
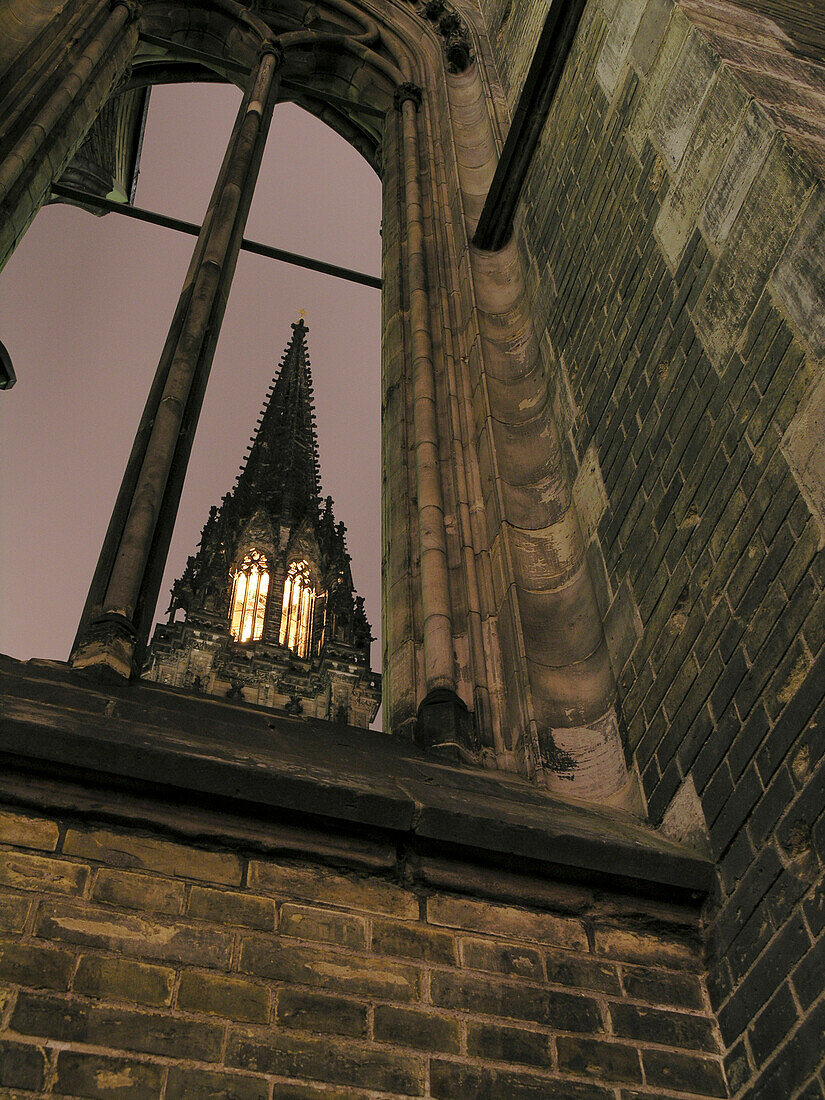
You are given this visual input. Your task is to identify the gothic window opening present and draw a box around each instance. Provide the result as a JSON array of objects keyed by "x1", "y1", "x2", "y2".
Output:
[
  {"x1": 279, "y1": 560, "x2": 315, "y2": 658},
  {"x1": 230, "y1": 550, "x2": 270, "y2": 642}
]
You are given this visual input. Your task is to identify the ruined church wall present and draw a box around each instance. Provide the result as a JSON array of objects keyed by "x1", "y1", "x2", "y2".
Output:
[
  {"x1": 0, "y1": 802, "x2": 725, "y2": 1097},
  {"x1": 474, "y1": 0, "x2": 825, "y2": 1095}
]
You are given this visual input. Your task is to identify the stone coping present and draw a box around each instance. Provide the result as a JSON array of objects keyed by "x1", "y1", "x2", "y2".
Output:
[{"x1": 0, "y1": 654, "x2": 713, "y2": 901}]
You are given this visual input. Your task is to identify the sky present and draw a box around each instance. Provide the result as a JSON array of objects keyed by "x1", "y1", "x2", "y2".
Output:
[{"x1": 0, "y1": 83, "x2": 384, "y2": 694}]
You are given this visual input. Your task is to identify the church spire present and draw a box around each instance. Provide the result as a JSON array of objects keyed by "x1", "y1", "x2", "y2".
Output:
[{"x1": 234, "y1": 318, "x2": 321, "y2": 526}]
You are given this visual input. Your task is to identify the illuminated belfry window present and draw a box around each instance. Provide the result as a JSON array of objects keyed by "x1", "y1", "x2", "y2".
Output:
[
  {"x1": 229, "y1": 550, "x2": 270, "y2": 643},
  {"x1": 279, "y1": 560, "x2": 315, "y2": 658}
]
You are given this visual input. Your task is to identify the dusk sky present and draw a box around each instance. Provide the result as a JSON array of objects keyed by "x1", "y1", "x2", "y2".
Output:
[{"x1": 0, "y1": 83, "x2": 384, "y2": 696}]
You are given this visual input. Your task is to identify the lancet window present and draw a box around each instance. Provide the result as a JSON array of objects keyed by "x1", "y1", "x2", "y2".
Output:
[
  {"x1": 229, "y1": 550, "x2": 270, "y2": 643},
  {"x1": 279, "y1": 560, "x2": 315, "y2": 658}
]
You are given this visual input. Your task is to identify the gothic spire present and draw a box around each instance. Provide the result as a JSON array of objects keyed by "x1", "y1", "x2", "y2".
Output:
[{"x1": 233, "y1": 318, "x2": 321, "y2": 525}]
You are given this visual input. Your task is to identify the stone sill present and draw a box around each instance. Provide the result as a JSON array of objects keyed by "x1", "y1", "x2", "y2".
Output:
[{"x1": 0, "y1": 654, "x2": 713, "y2": 904}]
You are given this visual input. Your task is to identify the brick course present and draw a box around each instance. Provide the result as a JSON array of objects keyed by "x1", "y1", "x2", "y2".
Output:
[{"x1": 0, "y1": 805, "x2": 723, "y2": 1096}]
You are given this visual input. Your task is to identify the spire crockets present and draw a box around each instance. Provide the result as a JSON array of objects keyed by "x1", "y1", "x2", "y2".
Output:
[{"x1": 233, "y1": 318, "x2": 321, "y2": 527}]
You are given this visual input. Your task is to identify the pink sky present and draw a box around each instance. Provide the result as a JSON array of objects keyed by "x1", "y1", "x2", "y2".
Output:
[{"x1": 0, "y1": 83, "x2": 383, "y2": 696}]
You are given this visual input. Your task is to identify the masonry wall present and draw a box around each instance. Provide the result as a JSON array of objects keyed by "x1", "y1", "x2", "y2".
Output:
[
  {"x1": 0, "y1": 802, "x2": 725, "y2": 1098},
  {"x1": 474, "y1": 0, "x2": 825, "y2": 1095}
]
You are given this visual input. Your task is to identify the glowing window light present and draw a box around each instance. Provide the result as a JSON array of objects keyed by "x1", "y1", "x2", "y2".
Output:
[
  {"x1": 229, "y1": 550, "x2": 269, "y2": 642},
  {"x1": 279, "y1": 560, "x2": 315, "y2": 658}
]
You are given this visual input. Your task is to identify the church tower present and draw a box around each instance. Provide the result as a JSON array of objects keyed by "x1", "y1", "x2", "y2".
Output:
[{"x1": 142, "y1": 319, "x2": 381, "y2": 728}]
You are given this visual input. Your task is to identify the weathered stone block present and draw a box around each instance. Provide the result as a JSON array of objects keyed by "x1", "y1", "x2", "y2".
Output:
[
  {"x1": 240, "y1": 935, "x2": 420, "y2": 1002},
  {"x1": 92, "y1": 868, "x2": 186, "y2": 915},
  {"x1": 774, "y1": 182, "x2": 825, "y2": 359},
  {"x1": 0, "y1": 808, "x2": 59, "y2": 851},
  {"x1": 594, "y1": 924, "x2": 700, "y2": 969},
  {"x1": 36, "y1": 899, "x2": 232, "y2": 968},
  {"x1": 649, "y1": 29, "x2": 718, "y2": 170},
  {"x1": 0, "y1": 1038, "x2": 47, "y2": 1091},
  {"x1": 63, "y1": 826, "x2": 243, "y2": 886},
  {"x1": 544, "y1": 952, "x2": 622, "y2": 994},
  {"x1": 277, "y1": 988, "x2": 368, "y2": 1038},
  {"x1": 248, "y1": 860, "x2": 417, "y2": 918},
  {"x1": 372, "y1": 918, "x2": 456, "y2": 964},
  {"x1": 54, "y1": 1051, "x2": 164, "y2": 1099},
  {"x1": 227, "y1": 1028, "x2": 425, "y2": 1095},
  {"x1": 427, "y1": 894, "x2": 588, "y2": 950},
  {"x1": 700, "y1": 100, "x2": 773, "y2": 246},
  {"x1": 0, "y1": 850, "x2": 88, "y2": 896},
  {"x1": 641, "y1": 1048, "x2": 726, "y2": 1096},
  {"x1": 431, "y1": 969, "x2": 601, "y2": 1031},
  {"x1": 0, "y1": 892, "x2": 29, "y2": 933},
  {"x1": 12, "y1": 990, "x2": 225, "y2": 1061},
  {"x1": 0, "y1": 936, "x2": 74, "y2": 990},
  {"x1": 73, "y1": 954, "x2": 175, "y2": 1007},
  {"x1": 466, "y1": 1019, "x2": 552, "y2": 1066},
  {"x1": 188, "y1": 885, "x2": 277, "y2": 930},
  {"x1": 280, "y1": 903, "x2": 367, "y2": 949},
  {"x1": 374, "y1": 1004, "x2": 461, "y2": 1053},
  {"x1": 596, "y1": 0, "x2": 646, "y2": 97},
  {"x1": 460, "y1": 937, "x2": 544, "y2": 980},
  {"x1": 609, "y1": 1001, "x2": 718, "y2": 1051},
  {"x1": 557, "y1": 1035, "x2": 644, "y2": 1083},
  {"x1": 177, "y1": 969, "x2": 270, "y2": 1023},
  {"x1": 166, "y1": 1067, "x2": 269, "y2": 1100}
]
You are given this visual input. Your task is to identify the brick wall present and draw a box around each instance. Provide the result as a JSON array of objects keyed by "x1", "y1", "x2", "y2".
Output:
[
  {"x1": 0, "y1": 803, "x2": 724, "y2": 1097},
  {"x1": 475, "y1": 0, "x2": 825, "y2": 1095}
]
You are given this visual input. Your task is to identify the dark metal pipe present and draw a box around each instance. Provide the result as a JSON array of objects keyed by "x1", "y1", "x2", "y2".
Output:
[{"x1": 50, "y1": 181, "x2": 382, "y2": 289}]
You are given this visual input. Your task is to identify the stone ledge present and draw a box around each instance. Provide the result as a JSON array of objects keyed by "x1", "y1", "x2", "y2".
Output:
[{"x1": 0, "y1": 655, "x2": 713, "y2": 902}]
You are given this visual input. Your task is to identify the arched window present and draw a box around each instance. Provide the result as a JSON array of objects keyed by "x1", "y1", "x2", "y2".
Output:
[
  {"x1": 229, "y1": 549, "x2": 270, "y2": 643},
  {"x1": 279, "y1": 560, "x2": 315, "y2": 658}
]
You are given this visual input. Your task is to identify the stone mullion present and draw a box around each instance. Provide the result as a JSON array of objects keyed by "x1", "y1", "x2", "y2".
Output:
[
  {"x1": 71, "y1": 42, "x2": 283, "y2": 678},
  {"x1": 397, "y1": 88, "x2": 457, "y2": 703},
  {"x1": 0, "y1": 0, "x2": 139, "y2": 272},
  {"x1": 425, "y1": 91, "x2": 498, "y2": 756},
  {"x1": 381, "y1": 106, "x2": 419, "y2": 739}
]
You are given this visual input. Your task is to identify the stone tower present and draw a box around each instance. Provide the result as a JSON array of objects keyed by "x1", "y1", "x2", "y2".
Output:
[{"x1": 143, "y1": 319, "x2": 381, "y2": 728}]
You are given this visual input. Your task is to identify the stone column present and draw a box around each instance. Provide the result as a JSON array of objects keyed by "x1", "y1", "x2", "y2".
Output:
[
  {"x1": 395, "y1": 82, "x2": 474, "y2": 758},
  {"x1": 71, "y1": 40, "x2": 284, "y2": 679},
  {"x1": 0, "y1": 0, "x2": 140, "y2": 271}
]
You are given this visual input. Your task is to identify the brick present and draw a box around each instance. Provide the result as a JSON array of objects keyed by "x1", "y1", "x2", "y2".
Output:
[
  {"x1": 178, "y1": 969, "x2": 269, "y2": 1023},
  {"x1": 227, "y1": 1027, "x2": 425, "y2": 1095},
  {"x1": 467, "y1": 1019, "x2": 552, "y2": 1067},
  {"x1": 791, "y1": 934, "x2": 825, "y2": 1011},
  {"x1": 461, "y1": 938, "x2": 544, "y2": 981},
  {"x1": 642, "y1": 1048, "x2": 726, "y2": 1097},
  {"x1": 280, "y1": 902, "x2": 366, "y2": 948},
  {"x1": 427, "y1": 895, "x2": 587, "y2": 951},
  {"x1": 431, "y1": 970, "x2": 601, "y2": 1032},
  {"x1": 430, "y1": 1060, "x2": 612, "y2": 1100},
  {"x1": 0, "y1": 935, "x2": 73, "y2": 990},
  {"x1": 557, "y1": 1035, "x2": 643, "y2": 1084},
  {"x1": 620, "y1": 964, "x2": 704, "y2": 1009},
  {"x1": 740, "y1": 996, "x2": 825, "y2": 1100},
  {"x1": 73, "y1": 954, "x2": 175, "y2": 1006},
  {"x1": 240, "y1": 934, "x2": 420, "y2": 1001},
  {"x1": 54, "y1": 1051, "x2": 164, "y2": 1100},
  {"x1": 278, "y1": 988, "x2": 368, "y2": 1038},
  {"x1": 188, "y1": 885, "x2": 277, "y2": 930},
  {"x1": 0, "y1": 850, "x2": 88, "y2": 895},
  {"x1": 0, "y1": 893, "x2": 29, "y2": 933},
  {"x1": 545, "y1": 953, "x2": 621, "y2": 994},
  {"x1": 718, "y1": 913, "x2": 810, "y2": 1041},
  {"x1": 92, "y1": 868, "x2": 186, "y2": 914},
  {"x1": 248, "y1": 859, "x2": 416, "y2": 918},
  {"x1": 0, "y1": 1038, "x2": 47, "y2": 1091},
  {"x1": 64, "y1": 826, "x2": 242, "y2": 885},
  {"x1": 372, "y1": 918, "x2": 456, "y2": 964},
  {"x1": 593, "y1": 924, "x2": 700, "y2": 970},
  {"x1": 36, "y1": 899, "x2": 232, "y2": 967},
  {"x1": 609, "y1": 1001, "x2": 718, "y2": 1052},
  {"x1": 0, "y1": 809, "x2": 58, "y2": 851},
  {"x1": 166, "y1": 1067, "x2": 269, "y2": 1100},
  {"x1": 375, "y1": 1004, "x2": 460, "y2": 1052},
  {"x1": 724, "y1": 1039, "x2": 752, "y2": 1095},
  {"x1": 748, "y1": 981, "x2": 798, "y2": 1064},
  {"x1": 13, "y1": 990, "x2": 225, "y2": 1060}
]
